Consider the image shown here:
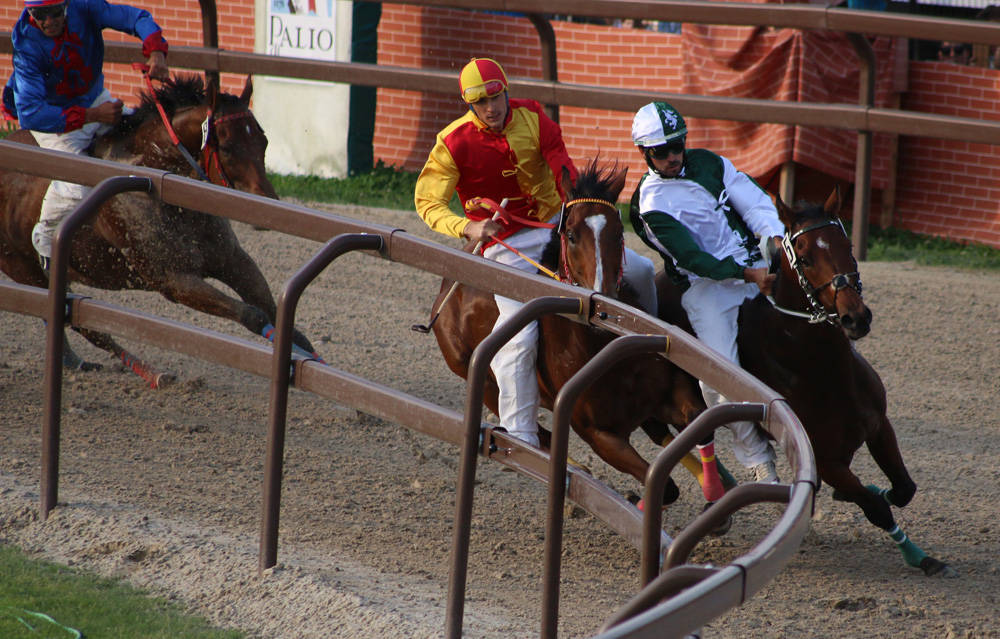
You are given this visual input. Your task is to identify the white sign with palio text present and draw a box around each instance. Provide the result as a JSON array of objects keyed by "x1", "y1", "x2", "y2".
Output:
[{"x1": 267, "y1": 0, "x2": 338, "y2": 61}]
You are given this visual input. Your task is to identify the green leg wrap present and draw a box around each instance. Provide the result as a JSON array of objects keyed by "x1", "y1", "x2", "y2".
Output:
[
  {"x1": 888, "y1": 525, "x2": 928, "y2": 568},
  {"x1": 865, "y1": 483, "x2": 891, "y2": 505}
]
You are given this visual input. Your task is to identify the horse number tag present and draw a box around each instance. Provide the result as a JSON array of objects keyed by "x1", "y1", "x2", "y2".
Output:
[{"x1": 201, "y1": 116, "x2": 211, "y2": 150}]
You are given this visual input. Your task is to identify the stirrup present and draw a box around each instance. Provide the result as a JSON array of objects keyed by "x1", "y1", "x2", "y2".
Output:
[{"x1": 39, "y1": 255, "x2": 51, "y2": 276}]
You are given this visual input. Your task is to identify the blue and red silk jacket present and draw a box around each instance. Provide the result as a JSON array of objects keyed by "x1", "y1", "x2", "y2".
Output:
[
  {"x1": 414, "y1": 98, "x2": 578, "y2": 242},
  {"x1": 7, "y1": 0, "x2": 167, "y2": 133}
]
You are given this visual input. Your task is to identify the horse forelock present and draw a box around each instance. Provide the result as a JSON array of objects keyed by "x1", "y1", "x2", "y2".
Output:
[{"x1": 572, "y1": 158, "x2": 621, "y2": 203}]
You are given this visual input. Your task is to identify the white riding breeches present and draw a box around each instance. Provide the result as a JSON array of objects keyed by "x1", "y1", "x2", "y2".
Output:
[
  {"x1": 483, "y1": 225, "x2": 552, "y2": 447},
  {"x1": 622, "y1": 248, "x2": 657, "y2": 314},
  {"x1": 31, "y1": 89, "x2": 117, "y2": 259},
  {"x1": 681, "y1": 274, "x2": 775, "y2": 468}
]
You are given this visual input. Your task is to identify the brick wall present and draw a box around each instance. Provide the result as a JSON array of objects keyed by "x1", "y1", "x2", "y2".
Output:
[
  {"x1": 374, "y1": 5, "x2": 999, "y2": 249},
  {"x1": 3, "y1": 2, "x2": 996, "y2": 248},
  {"x1": 897, "y1": 61, "x2": 1000, "y2": 248}
]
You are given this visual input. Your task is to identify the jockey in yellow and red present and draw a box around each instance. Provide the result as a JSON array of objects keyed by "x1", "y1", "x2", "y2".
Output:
[
  {"x1": 415, "y1": 57, "x2": 656, "y2": 448},
  {"x1": 415, "y1": 57, "x2": 575, "y2": 245}
]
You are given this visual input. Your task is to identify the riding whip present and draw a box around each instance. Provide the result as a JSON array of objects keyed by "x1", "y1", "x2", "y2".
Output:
[{"x1": 410, "y1": 198, "x2": 508, "y2": 334}]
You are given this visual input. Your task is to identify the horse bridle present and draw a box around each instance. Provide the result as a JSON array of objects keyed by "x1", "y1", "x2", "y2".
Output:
[
  {"x1": 199, "y1": 109, "x2": 258, "y2": 189},
  {"x1": 137, "y1": 64, "x2": 256, "y2": 189},
  {"x1": 559, "y1": 197, "x2": 625, "y2": 290},
  {"x1": 773, "y1": 218, "x2": 863, "y2": 326}
]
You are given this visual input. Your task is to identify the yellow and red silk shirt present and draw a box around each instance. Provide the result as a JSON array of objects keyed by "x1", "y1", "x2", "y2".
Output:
[{"x1": 415, "y1": 98, "x2": 578, "y2": 241}]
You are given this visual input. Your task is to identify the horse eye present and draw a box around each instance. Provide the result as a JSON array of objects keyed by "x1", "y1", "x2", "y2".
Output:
[{"x1": 566, "y1": 230, "x2": 576, "y2": 244}]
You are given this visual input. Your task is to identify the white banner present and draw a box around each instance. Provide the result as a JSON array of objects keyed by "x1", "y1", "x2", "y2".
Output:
[
  {"x1": 267, "y1": 0, "x2": 339, "y2": 61},
  {"x1": 255, "y1": 0, "x2": 353, "y2": 178}
]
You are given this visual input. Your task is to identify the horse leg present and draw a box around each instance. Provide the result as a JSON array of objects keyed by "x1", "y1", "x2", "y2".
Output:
[
  {"x1": 824, "y1": 459, "x2": 955, "y2": 577},
  {"x1": 207, "y1": 246, "x2": 321, "y2": 359},
  {"x1": 577, "y1": 427, "x2": 680, "y2": 506},
  {"x1": 72, "y1": 326, "x2": 175, "y2": 388},
  {"x1": 156, "y1": 272, "x2": 320, "y2": 360},
  {"x1": 864, "y1": 416, "x2": 917, "y2": 508}
]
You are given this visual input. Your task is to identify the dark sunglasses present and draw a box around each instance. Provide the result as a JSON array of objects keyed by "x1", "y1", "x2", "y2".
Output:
[
  {"x1": 28, "y1": 4, "x2": 66, "y2": 21},
  {"x1": 646, "y1": 140, "x2": 685, "y2": 159}
]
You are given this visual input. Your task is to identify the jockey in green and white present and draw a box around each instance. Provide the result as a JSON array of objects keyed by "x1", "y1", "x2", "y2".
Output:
[{"x1": 628, "y1": 100, "x2": 785, "y2": 484}]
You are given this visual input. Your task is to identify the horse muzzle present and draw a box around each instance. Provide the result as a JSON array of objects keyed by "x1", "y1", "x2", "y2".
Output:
[{"x1": 840, "y1": 304, "x2": 872, "y2": 340}]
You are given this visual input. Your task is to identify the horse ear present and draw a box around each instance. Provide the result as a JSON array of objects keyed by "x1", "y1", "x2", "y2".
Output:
[
  {"x1": 774, "y1": 193, "x2": 795, "y2": 229},
  {"x1": 608, "y1": 166, "x2": 628, "y2": 201},
  {"x1": 205, "y1": 74, "x2": 220, "y2": 111},
  {"x1": 239, "y1": 75, "x2": 254, "y2": 107},
  {"x1": 823, "y1": 186, "x2": 842, "y2": 219}
]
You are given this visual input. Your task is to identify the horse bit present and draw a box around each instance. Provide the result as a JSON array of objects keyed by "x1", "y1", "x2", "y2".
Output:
[{"x1": 772, "y1": 218, "x2": 863, "y2": 326}]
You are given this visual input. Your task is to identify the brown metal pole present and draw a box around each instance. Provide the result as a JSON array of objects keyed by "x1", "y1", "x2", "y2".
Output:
[
  {"x1": 259, "y1": 233, "x2": 383, "y2": 575},
  {"x1": 527, "y1": 13, "x2": 560, "y2": 123},
  {"x1": 848, "y1": 33, "x2": 875, "y2": 261},
  {"x1": 41, "y1": 176, "x2": 152, "y2": 517},
  {"x1": 542, "y1": 334, "x2": 669, "y2": 639},
  {"x1": 197, "y1": 0, "x2": 220, "y2": 87},
  {"x1": 640, "y1": 402, "x2": 766, "y2": 586},
  {"x1": 446, "y1": 296, "x2": 582, "y2": 639}
]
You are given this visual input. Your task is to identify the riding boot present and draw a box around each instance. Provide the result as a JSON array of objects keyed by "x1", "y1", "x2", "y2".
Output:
[
  {"x1": 39, "y1": 255, "x2": 51, "y2": 279},
  {"x1": 696, "y1": 442, "x2": 726, "y2": 502}
]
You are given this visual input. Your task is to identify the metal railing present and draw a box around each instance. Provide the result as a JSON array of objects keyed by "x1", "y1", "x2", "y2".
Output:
[{"x1": 0, "y1": 139, "x2": 815, "y2": 638}]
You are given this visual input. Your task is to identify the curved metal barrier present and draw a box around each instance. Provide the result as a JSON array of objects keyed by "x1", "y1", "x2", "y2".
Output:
[{"x1": 0, "y1": 142, "x2": 817, "y2": 637}]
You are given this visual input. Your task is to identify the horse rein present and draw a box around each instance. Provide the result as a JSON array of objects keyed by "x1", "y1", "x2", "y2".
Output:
[
  {"x1": 460, "y1": 195, "x2": 626, "y2": 291},
  {"x1": 465, "y1": 197, "x2": 561, "y2": 280},
  {"x1": 133, "y1": 63, "x2": 210, "y2": 182},
  {"x1": 134, "y1": 63, "x2": 253, "y2": 188},
  {"x1": 771, "y1": 218, "x2": 863, "y2": 326}
]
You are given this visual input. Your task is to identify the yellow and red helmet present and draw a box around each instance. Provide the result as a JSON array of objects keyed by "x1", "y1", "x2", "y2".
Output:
[{"x1": 459, "y1": 58, "x2": 508, "y2": 104}]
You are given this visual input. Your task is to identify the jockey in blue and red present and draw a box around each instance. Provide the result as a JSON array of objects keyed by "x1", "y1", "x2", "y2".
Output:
[{"x1": 5, "y1": 0, "x2": 169, "y2": 270}]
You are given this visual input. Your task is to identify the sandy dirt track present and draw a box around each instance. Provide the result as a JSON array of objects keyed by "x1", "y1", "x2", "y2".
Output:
[{"x1": 1, "y1": 201, "x2": 999, "y2": 639}]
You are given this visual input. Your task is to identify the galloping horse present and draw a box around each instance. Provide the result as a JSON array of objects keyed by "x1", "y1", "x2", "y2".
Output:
[
  {"x1": 0, "y1": 75, "x2": 320, "y2": 386},
  {"x1": 431, "y1": 160, "x2": 724, "y2": 508},
  {"x1": 658, "y1": 188, "x2": 953, "y2": 576}
]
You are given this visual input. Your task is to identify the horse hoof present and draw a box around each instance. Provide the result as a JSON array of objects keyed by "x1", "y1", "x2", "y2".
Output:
[
  {"x1": 702, "y1": 502, "x2": 733, "y2": 537},
  {"x1": 920, "y1": 557, "x2": 958, "y2": 578},
  {"x1": 151, "y1": 372, "x2": 177, "y2": 389}
]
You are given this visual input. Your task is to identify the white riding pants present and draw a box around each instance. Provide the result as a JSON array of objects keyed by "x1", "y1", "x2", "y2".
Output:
[
  {"x1": 31, "y1": 89, "x2": 117, "y2": 259},
  {"x1": 483, "y1": 221, "x2": 657, "y2": 447},
  {"x1": 681, "y1": 273, "x2": 776, "y2": 468}
]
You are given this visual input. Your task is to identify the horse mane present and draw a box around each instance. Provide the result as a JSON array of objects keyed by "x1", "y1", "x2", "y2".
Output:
[
  {"x1": 540, "y1": 157, "x2": 623, "y2": 271},
  {"x1": 112, "y1": 74, "x2": 242, "y2": 138}
]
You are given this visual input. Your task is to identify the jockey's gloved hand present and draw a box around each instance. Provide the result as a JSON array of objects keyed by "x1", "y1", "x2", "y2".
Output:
[{"x1": 147, "y1": 50, "x2": 169, "y2": 81}]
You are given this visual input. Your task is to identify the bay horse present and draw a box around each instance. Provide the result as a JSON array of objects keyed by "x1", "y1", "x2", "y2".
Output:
[
  {"x1": 0, "y1": 75, "x2": 320, "y2": 386},
  {"x1": 430, "y1": 159, "x2": 730, "y2": 509},
  {"x1": 657, "y1": 188, "x2": 954, "y2": 576}
]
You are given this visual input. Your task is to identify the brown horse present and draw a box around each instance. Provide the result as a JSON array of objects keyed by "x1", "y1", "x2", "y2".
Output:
[
  {"x1": 430, "y1": 160, "x2": 731, "y2": 508},
  {"x1": 0, "y1": 75, "x2": 320, "y2": 386},
  {"x1": 658, "y1": 188, "x2": 954, "y2": 576}
]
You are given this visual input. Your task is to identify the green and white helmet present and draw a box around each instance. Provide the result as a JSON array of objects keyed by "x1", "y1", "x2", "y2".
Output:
[{"x1": 631, "y1": 101, "x2": 687, "y2": 148}]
